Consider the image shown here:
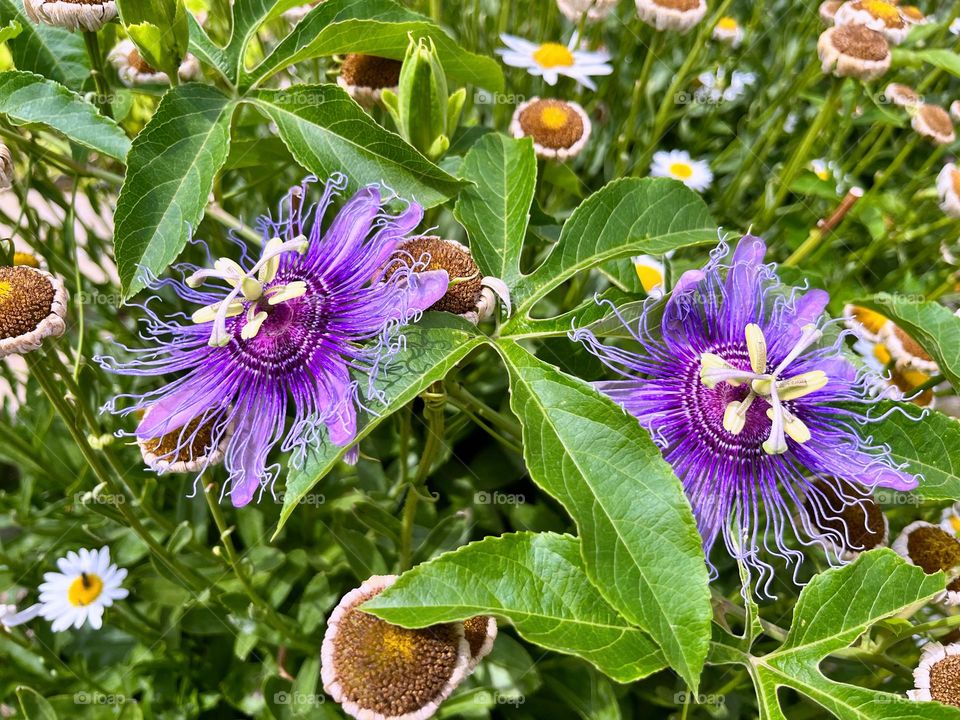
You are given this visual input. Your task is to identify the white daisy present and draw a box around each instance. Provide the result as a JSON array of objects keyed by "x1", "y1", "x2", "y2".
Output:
[
  {"x1": 950, "y1": 17, "x2": 960, "y2": 36},
  {"x1": 942, "y1": 503, "x2": 960, "y2": 536},
  {"x1": 810, "y1": 158, "x2": 841, "y2": 185},
  {"x1": 712, "y1": 16, "x2": 744, "y2": 46},
  {"x1": 649, "y1": 150, "x2": 712, "y2": 192},
  {"x1": 2, "y1": 547, "x2": 128, "y2": 632},
  {"x1": 497, "y1": 34, "x2": 612, "y2": 90},
  {"x1": 632, "y1": 255, "x2": 666, "y2": 297}
]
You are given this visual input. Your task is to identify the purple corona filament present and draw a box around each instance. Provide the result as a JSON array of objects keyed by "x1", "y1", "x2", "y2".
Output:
[
  {"x1": 98, "y1": 174, "x2": 449, "y2": 507},
  {"x1": 572, "y1": 236, "x2": 918, "y2": 594}
]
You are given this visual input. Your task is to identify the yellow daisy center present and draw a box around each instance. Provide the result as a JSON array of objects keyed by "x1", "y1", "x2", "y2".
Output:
[
  {"x1": 532, "y1": 43, "x2": 574, "y2": 69},
  {"x1": 717, "y1": 16, "x2": 738, "y2": 30},
  {"x1": 873, "y1": 343, "x2": 892, "y2": 365},
  {"x1": 951, "y1": 516, "x2": 960, "y2": 534},
  {"x1": 67, "y1": 572, "x2": 104, "y2": 607},
  {"x1": 13, "y1": 252, "x2": 40, "y2": 268},
  {"x1": 635, "y1": 264, "x2": 664, "y2": 293},
  {"x1": 0, "y1": 280, "x2": 10, "y2": 302},
  {"x1": 816, "y1": 169, "x2": 830, "y2": 181},
  {"x1": 539, "y1": 106, "x2": 569, "y2": 130},
  {"x1": 862, "y1": 0, "x2": 900, "y2": 22},
  {"x1": 669, "y1": 162, "x2": 694, "y2": 180}
]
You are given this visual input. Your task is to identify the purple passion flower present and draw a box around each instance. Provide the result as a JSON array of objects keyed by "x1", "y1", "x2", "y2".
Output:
[
  {"x1": 98, "y1": 174, "x2": 449, "y2": 507},
  {"x1": 572, "y1": 236, "x2": 917, "y2": 591}
]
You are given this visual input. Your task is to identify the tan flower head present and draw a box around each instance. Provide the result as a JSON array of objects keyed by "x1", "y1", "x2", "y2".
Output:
[
  {"x1": 25, "y1": 0, "x2": 117, "y2": 32},
  {"x1": 108, "y1": 40, "x2": 201, "y2": 87},
  {"x1": 556, "y1": 0, "x2": 618, "y2": 22},
  {"x1": 321, "y1": 575, "x2": 472, "y2": 720},
  {"x1": 463, "y1": 615, "x2": 497, "y2": 672},
  {"x1": 911, "y1": 104, "x2": 956, "y2": 145},
  {"x1": 908, "y1": 642, "x2": 960, "y2": 707},
  {"x1": 390, "y1": 237, "x2": 510, "y2": 324},
  {"x1": 0, "y1": 266, "x2": 67, "y2": 359},
  {"x1": 818, "y1": 25, "x2": 891, "y2": 80},
  {"x1": 899, "y1": 4, "x2": 927, "y2": 24},
  {"x1": 893, "y1": 521, "x2": 960, "y2": 607},
  {"x1": 819, "y1": 0, "x2": 843, "y2": 25},
  {"x1": 337, "y1": 54, "x2": 403, "y2": 109},
  {"x1": 137, "y1": 405, "x2": 229, "y2": 474},
  {"x1": 879, "y1": 321, "x2": 939, "y2": 375},
  {"x1": 510, "y1": 97, "x2": 591, "y2": 161},
  {"x1": 834, "y1": 0, "x2": 909, "y2": 44},
  {"x1": 883, "y1": 82, "x2": 921, "y2": 108},
  {"x1": 937, "y1": 163, "x2": 960, "y2": 218},
  {"x1": 635, "y1": 0, "x2": 707, "y2": 33},
  {"x1": 806, "y1": 480, "x2": 888, "y2": 560}
]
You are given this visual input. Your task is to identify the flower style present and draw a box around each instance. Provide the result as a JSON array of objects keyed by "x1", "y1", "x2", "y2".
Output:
[
  {"x1": 649, "y1": 149, "x2": 713, "y2": 192},
  {"x1": 2, "y1": 547, "x2": 128, "y2": 632},
  {"x1": 497, "y1": 34, "x2": 612, "y2": 90},
  {"x1": 98, "y1": 175, "x2": 449, "y2": 507},
  {"x1": 572, "y1": 237, "x2": 917, "y2": 589}
]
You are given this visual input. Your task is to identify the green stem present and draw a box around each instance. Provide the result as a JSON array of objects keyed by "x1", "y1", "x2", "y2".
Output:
[
  {"x1": 398, "y1": 381, "x2": 445, "y2": 571},
  {"x1": 82, "y1": 31, "x2": 113, "y2": 118},
  {"x1": 616, "y1": 30, "x2": 661, "y2": 175},
  {"x1": 757, "y1": 77, "x2": 844, "y2": 228},
  {"x1": 851, "y1": 125, "x2": 893, "y2": 177}
]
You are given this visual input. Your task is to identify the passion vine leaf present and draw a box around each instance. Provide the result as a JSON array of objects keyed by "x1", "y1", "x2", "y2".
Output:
[
  {"x1": 187, "y1": 13, "x2": 231, "y2": 82},
  {"x1": 250, "y1": 85, "x2": 462, "y2": 209},
  {"x1": 503, "y1": 178, "x2": 716, "y2": 329},
  {"x1": 855, "y1": 294, "x2": 960, "y2": 389},
  {"x1": 496, "y1": 339, "x2": 711, "y2": 692},
  {"x1": 0, "y1": 70, "x2": 130, "y2": 160},
  {"x1": 741, "y1": 550, "x2": 956, "y2": 720},
  {"x1": 453, "y1": 133, "x2": 536, "y2": 290},
  {"x1": 364, "y1": 532, "x2": 666, "y2": 683},
  {"x1": 114, "y1": 84, "x2": 236, "y2": 298},
  {"x1": 854, "y1": 401, "x2": 960, "y2": 502},
  {"x1": 0, "y1": 0, "x2": 88, "y2": 90},
  {"x1": 246, "y1": 0, "x2": 503, "y2": 91},
  {"x1": 275, "y1": 314, "x2": 487, "y2": 534}
]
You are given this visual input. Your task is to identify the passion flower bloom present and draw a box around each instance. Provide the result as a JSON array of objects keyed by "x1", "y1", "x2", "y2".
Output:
[
  {"x1": 1, "y1": 547, "x2": 128, "y2": 632},
  {"x1": 98, "y1": 175, "x2": 449, "y2": 507},
  {"x1": 572, "y1": 237, "x2": 917, "y2": 588}
]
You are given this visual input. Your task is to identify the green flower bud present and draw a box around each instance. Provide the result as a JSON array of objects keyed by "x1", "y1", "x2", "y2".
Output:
[{"x1": 382, "y1": 36, "x2": 465, "y2": 161}]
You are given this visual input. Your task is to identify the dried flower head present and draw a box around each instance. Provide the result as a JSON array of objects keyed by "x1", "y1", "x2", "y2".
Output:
[
  {"x1": 509, "y1": 97, "x2": 591, "y2": 160},
  {"x1": 321, "y1": 575, "x2": 471, "y2": 720},
  {"x1": 573, "y1": 238, "x2": 916, "y2": 590},
  {"x1": 937, "y1": 163, "x2": 960, "y2": 218},
  {"x1": 805, "y1": 480, "x2": 889, "y2": 560},
  {"x1": 818, "y1": 25, "x2": 891, "y2": 81},
  {"x1": 556, "y1": 0, "x2": 618, "y2": 22},
  {"x1": 883, "y1": 82, "x2": 921, "y2": 108},
  {"x1": 137, "y1": 404, "x2": 230, "y2": 474},
  {"x1": 0, "y1": 265, "x2": 67, "y2": 359},
  {"x1": 337, "y1": 54, "x2": 403, "y2": 108},
  {"x1": 635, "y1": 0, "x2": 708, "y2": 33},
  {"x1": 98, "y1": 175, "x2": 449, "y2": 507},
  {"x1": 463, "y1": 615, "x2": 498, "y2": 671},
  {"x1": 833, "y1": 0, "x2": 909, "y2": 44},
  {"x1": 25, "y1": 0, "x2": 117, "y2": 31},
  {"x1": 911, "y1": 104, "x2": 956, "y2": 145},
  {"x1": 819, "y1": 0, "x2": 843, "y2": 24},
  {"x1": 0, "y1": 143, "x2": 12, "y2": 190},
  {"x1": 908, "y1": 642, "x2": 960, "y2": 707},
  {"x1": 878, "y1": 321, "x2": 939, "y2": 375},
  {"x1": 390, "y1": 236, "x2": 510, "y2": 324},
  {"x1": 108, "y1": 40, "x2": 201, "y2": 87},
  {"x1": 893, "y1": 521, "x2": 960, "y2": 606}
]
